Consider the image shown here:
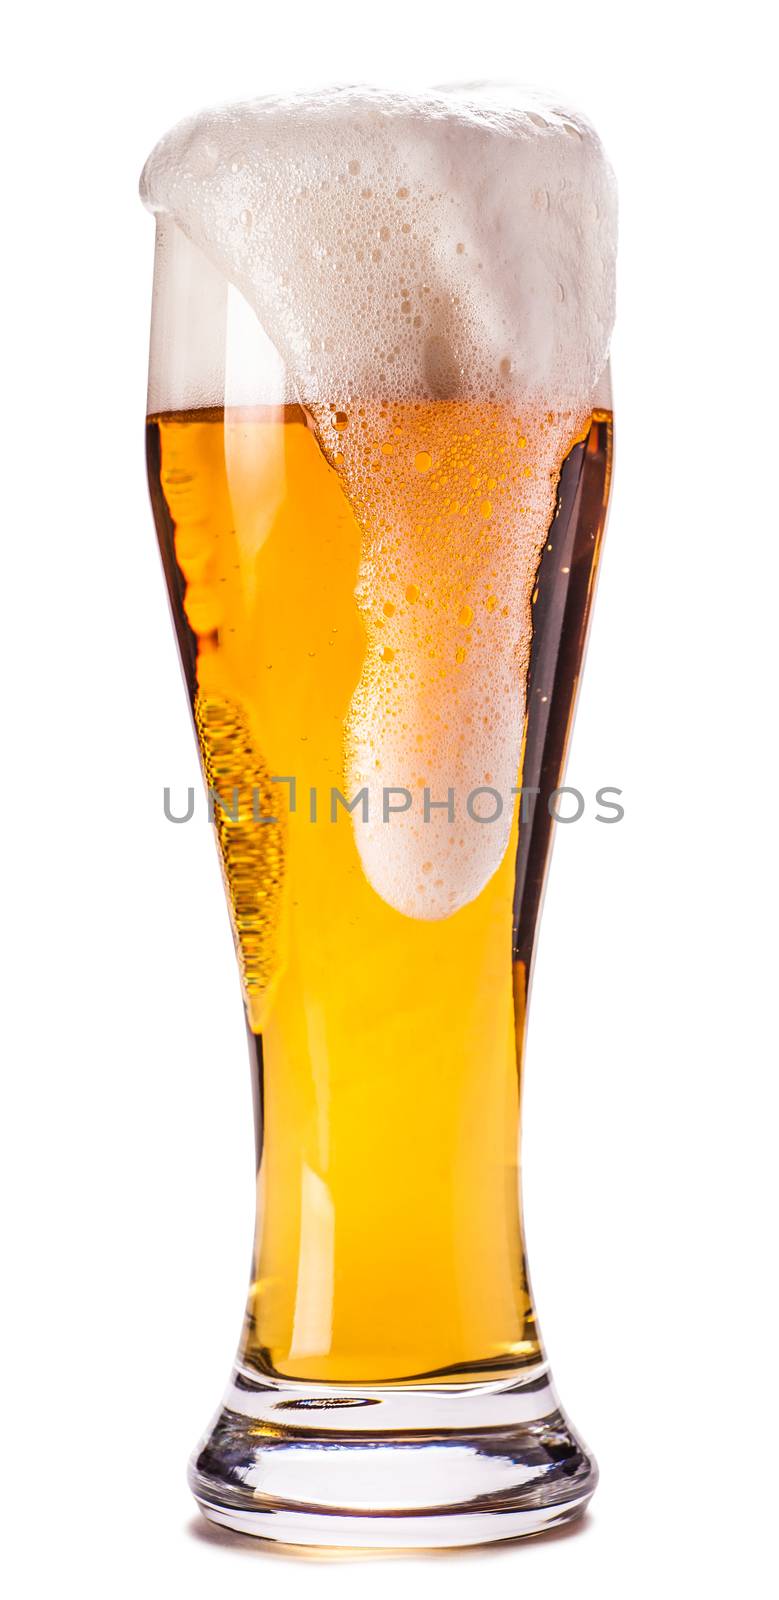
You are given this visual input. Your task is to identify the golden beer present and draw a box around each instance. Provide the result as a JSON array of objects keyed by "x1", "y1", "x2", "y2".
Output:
[{"x1": 146, "y1": 399, "x2": 612, "y2": 1385}]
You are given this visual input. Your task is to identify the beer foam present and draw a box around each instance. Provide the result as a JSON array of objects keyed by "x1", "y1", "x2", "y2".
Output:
[
  {"x1": 141, "y1": 85, "x2": 615, "y2": 410},
  {"x1": 336, "y1": 397, "x2": 585, "y2": 919},
  {"x1": 142, "y1": 86, "x2": 616, "y2": 919}
]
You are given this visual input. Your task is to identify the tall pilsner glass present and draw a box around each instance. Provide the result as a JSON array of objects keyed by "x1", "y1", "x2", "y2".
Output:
[{"x1": 141, "y1": 85, "x2": 616, "y2": 1547}]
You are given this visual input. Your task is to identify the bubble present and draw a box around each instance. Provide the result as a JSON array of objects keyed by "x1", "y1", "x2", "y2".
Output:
[
  {"x1": 415, "y1": 451, "x2": 432, "y2": 473},
  {"x1": 423, "y1": 334, "x2": 460, "y2": 396},
  {"x1": 183, "y1": 585, "x2": 222, "y2": 634}
]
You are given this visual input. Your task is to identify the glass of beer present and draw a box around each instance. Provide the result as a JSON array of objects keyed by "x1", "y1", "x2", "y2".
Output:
[{"x1": 142, "y1": 85, "x2": 616, "y2": 1547}]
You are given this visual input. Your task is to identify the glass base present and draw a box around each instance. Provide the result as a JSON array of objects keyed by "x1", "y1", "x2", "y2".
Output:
[{"x1": 189, "y1": 1362, "x2": 597, "y2": 1548}]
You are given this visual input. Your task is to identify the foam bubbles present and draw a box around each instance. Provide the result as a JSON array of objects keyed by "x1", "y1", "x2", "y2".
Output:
[
  {"x1": 141, "y1": 85, "x2": 616, "y2": 920},
  {"x1": 141, "y1": 85, "x2": 616, "y2": 411},
  {"x1": 328, "y1": 396, "x2": 586, "y2": 919}
]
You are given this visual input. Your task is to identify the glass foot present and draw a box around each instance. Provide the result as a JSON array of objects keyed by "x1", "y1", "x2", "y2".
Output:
[{"x1": 189, "y1": 1363, "x2": 597, "y2": 1548}]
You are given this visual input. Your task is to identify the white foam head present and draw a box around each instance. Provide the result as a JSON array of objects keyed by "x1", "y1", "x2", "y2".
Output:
[
  {"x1": 142, "y1": 86, "x2": 616, "y2": 920},
  {"x1": 141, "y1": 84, "x2": 616, "y2": 412}
]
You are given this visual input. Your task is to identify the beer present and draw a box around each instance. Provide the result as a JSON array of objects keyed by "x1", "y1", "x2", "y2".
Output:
[{"x1": 147, "y1": 399, "x2": 612, "y2": 1383}]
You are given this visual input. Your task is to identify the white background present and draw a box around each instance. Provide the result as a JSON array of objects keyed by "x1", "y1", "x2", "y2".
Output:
[{"x1": 2, "y1": 1, "x2": 777, "y2": 1595}]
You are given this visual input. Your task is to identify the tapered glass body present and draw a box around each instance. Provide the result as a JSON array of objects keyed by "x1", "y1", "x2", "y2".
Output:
[{"x1": 146, "y1": 219, "x2": 612, "y2": 1545}]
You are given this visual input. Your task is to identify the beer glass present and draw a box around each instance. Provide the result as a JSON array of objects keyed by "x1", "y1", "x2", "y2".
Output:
[{"x1": 143, "y1": 88, "x2": 615, "y2": 1547}]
